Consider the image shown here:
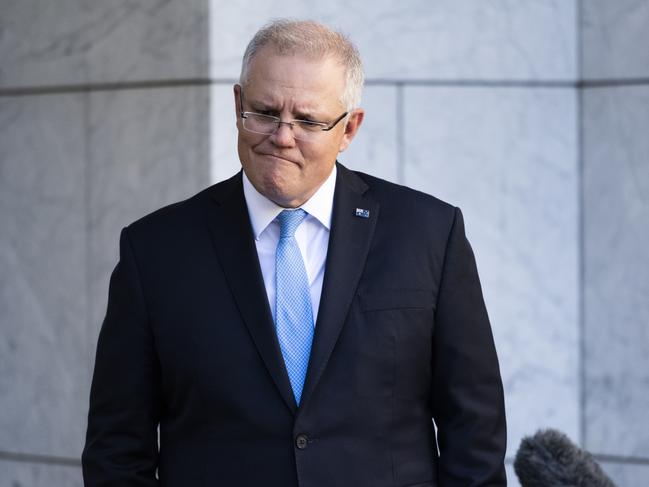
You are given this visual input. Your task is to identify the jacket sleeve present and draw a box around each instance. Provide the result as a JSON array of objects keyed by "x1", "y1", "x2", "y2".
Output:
[
  {"x1": 431, "y1": 207, "x2": 507, "y2": 486},
  {"x1": 82, "y1": 227, "x2": 161, "y2": 486}
]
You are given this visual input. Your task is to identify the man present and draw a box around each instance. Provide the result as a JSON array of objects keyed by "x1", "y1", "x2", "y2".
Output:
[{"x1": 83, "y1": 19, "x2": 507, "y2": 487}]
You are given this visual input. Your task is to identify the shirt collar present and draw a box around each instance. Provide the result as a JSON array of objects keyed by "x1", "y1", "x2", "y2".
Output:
[{"x1": 242, "y1": 165, "x2": 337, "y2": 240}]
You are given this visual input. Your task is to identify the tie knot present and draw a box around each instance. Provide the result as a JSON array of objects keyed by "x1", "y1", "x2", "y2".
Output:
[{"x1": 278, "y1": 209, "x2": 307, "y2": 238}]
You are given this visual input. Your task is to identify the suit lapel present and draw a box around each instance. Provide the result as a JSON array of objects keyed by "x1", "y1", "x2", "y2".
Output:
[
  {"x1": 300, "y1": 164, "x2": 379, "y2": 408},
  {"x1": 206, "y1": 173, "x2": 297, "y2": 414}
]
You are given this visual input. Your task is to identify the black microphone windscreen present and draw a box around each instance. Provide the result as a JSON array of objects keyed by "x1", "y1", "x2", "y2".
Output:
[{"x1": 514, "y1": 428, "x2": 616, "y2": 487}]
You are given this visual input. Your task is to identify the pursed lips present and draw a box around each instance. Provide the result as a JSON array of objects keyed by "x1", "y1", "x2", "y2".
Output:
[{"x1": 257, "y1": 152, "x2": 301, "y2": 166}]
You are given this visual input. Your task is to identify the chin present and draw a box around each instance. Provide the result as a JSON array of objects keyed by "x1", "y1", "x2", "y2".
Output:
[
  {"x1": 265, "y1": 181, "x2": 310, "y2": 208},
  {"x1": 265, "y1": 186, "x2": 302, "y2": 208},
  {"x1": 252, "y1": 175, "x2": 295, "y2": 207}
]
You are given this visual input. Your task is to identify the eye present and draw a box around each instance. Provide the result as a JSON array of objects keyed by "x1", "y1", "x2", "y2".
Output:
[
  {"x1": 263, "y1": 107, "x2": 284, "y2": 117},
  {"x1": 296, "y1": 119, "x2": 324, "y2": 131}
]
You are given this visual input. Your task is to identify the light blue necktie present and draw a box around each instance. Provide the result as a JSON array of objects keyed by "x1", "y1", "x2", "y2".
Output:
[{"x1": 275, "y1": 209, "x2": 314, "y2": 405}]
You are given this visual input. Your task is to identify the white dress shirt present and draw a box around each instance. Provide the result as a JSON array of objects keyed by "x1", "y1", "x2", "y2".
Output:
[{"x1": 242, "y1": 166, "x2": 336, "y2": 324}]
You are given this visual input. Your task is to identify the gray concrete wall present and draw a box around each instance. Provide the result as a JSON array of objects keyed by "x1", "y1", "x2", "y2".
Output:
[
  {"x1": 1, "y1": 1, "x2": 648, "y2": 486},
  {"x1": 0, "y1": 1, "x2": 209, "y2": 485},
  {"x1": 581, "y1": 1, "x2": 649, "y2": 484}
]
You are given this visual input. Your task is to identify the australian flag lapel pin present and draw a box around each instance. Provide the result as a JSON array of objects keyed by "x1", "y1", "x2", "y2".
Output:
[{"x1": 355, "y1": 208, "x2": 370, "y2": 219}]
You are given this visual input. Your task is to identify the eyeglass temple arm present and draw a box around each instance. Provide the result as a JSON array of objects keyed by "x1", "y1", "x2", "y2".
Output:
[{"x1": 321, "y1": 111, "x2": 349, "y2": 131}]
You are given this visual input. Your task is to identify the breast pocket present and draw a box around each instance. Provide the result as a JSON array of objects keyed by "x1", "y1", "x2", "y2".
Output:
[{"x1": 352, "y1": 290, "x2": 435, "y2": 399}]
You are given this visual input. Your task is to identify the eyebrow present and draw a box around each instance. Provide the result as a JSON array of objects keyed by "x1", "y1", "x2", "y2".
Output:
[
  {"x1": 248, "y1": 102, "x2": 322, "y2": 121},
  {"x1": 248, "y1": 100, "x2": 277, "y2": 112},
  {"x1": 245, "y1": 91, "x2": 334, "y2": 120},
  {"x1": 293, "y1": 110, "x2": 318, "y2": 121}
]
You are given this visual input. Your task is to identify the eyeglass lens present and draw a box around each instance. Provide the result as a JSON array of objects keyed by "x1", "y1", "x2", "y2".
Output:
[{"x1": 242, "y1": 114, "x2": 322, "y2": 141}]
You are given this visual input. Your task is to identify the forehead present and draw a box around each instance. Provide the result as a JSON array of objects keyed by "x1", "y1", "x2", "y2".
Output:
[{"x1": 244, "y1": 48, "x2": 346, "y2": 109}]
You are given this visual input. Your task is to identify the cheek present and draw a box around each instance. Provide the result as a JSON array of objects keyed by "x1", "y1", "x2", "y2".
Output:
[
  {"x1": 312, "y1": 143, "x2": 343, "y2": 168},
  {"x1": 237, "y1": 132, "x2": 252, "y2": 155},
  {"x1": 238, "y1": 135, "x2": 266, "y2": 168}
]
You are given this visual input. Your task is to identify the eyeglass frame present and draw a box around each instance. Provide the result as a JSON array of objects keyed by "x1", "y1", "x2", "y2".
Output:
[{"x1": 237, "y1": 88, "x2": 349, "y2": 139}]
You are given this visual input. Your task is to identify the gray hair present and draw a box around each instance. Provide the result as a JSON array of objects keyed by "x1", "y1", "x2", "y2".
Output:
[{"x1": 239, "y1": 19, "x2": 364, "y2": 112}]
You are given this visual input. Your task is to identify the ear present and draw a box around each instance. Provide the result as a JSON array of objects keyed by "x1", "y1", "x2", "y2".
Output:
[
  {"x1": 233, "y1": 84, "x2": 242, "y2": 121},
  {"x1": 338, "y1": 108, "x2": 365, "y2": 152}
]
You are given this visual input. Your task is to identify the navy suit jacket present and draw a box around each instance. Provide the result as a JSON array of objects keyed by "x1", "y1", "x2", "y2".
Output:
[{"x1": 83, "y1": 163, "x2": 507, "y2": 486}]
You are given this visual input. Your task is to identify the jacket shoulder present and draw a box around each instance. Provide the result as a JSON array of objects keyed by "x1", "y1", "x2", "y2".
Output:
[
  {"x1": 125, "y1": 172, "x2": 240, "y2": 241},
  {"x1": 349, "y1": 168, "x2": 457, "y2": 222}
]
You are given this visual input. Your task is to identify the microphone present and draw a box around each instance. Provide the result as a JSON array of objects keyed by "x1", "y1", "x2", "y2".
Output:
[{"x1": 514, "y1": 428, "x2": 616, "y2": 487}]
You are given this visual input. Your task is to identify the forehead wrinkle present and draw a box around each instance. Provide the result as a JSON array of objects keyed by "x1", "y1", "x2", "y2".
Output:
[
  {"x1": 247, "y1": 89, "x2": 334, "y2": 119},
  {"x1": 244, "y1": 57, "x2": 346, "y2": 116}
]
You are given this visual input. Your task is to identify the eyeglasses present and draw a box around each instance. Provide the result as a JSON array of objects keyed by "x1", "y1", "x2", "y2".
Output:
[{"x1": 238, "y1": 90, "x2": 348, "y2": 142}]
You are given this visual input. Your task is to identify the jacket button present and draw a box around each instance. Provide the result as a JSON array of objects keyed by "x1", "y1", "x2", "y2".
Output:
[{"x1": 295, "y1": 434, "x2": 308, "y2": 450}]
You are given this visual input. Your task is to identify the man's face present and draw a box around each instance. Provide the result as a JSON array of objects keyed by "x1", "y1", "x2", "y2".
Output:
[{"x1": 235, "y1": 46, "x2": 364, "y2": 208}]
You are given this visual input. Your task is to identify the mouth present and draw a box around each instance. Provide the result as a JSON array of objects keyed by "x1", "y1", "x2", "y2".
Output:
[{"x1": 258, "y1": 152, "x2": 300, "y2": 166}]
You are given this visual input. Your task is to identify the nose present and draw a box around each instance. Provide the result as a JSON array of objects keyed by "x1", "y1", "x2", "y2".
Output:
[{"x1": 269, "y1": 121, "x2": 297, "y2": 147}]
